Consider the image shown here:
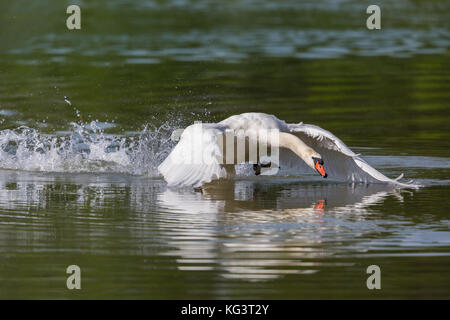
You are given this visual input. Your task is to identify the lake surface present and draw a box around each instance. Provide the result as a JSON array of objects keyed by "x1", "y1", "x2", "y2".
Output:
[{"x1": 0, "y1": 0, "x2": 449, "y2": 299}]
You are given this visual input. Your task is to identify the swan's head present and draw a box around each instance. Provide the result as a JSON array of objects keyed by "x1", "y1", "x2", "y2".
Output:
[{"x1": 311, "y1": 156, "x2": 328, "y2": 178}]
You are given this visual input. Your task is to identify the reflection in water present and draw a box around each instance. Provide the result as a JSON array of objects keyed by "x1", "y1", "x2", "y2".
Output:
[
  {"x1": 0, "y1": 168, "x2": 448, "y2": 297},
  {"x1": 157, "y1": 180, "x2": 401, "y2": 280},
  {"x1": 0, "y1": 168, "x2": 429, "y2": 282}
]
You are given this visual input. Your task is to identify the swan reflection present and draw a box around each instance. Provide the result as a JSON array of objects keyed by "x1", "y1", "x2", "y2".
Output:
[
  {"x1": 0, "y1": 169, "x2": 405, "y2": 281},
  {"x1": 157, "y1": 179, "x2": 402, "y2": 280}
]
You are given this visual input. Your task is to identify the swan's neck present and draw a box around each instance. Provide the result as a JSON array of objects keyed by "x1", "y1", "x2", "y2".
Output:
[{"x1": 277, "y1": 132, "x2": 317, "y2": 164}]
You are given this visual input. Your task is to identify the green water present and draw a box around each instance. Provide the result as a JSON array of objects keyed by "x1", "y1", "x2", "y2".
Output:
[{"x1": 0, "y1": 0, "x2": 449, "y2": 299}]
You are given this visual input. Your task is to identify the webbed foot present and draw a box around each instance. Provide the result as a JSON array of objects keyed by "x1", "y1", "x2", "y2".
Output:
[{"x1": 253, "y1": 162, "x2": 272, "y2": 175}]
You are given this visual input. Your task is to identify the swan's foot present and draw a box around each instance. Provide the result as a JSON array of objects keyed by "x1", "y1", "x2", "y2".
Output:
[
  {"x1": 193, "y1": 187, "x2": 203, "y2": 193},
  {"x1": 253, "y1": 162, "x2": 272, "y2": 176}
]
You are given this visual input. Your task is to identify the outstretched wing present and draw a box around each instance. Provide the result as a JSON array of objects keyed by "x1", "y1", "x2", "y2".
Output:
[
  {"x1": 287, "y1": 123, "x2": 418, "y2": 187},
  {"x1": 158, "y1": 123, "x2": 228, "y2": 187}
]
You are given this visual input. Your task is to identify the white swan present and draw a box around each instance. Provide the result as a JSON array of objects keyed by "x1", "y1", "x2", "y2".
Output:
[{"x1": 158, "y1": 113, "x2": 417, "y2": 188}]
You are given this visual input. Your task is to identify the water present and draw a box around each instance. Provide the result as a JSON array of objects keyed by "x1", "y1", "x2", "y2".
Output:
[{"x1": 0, "y1": 0, "x2": 449, "y2": 299}]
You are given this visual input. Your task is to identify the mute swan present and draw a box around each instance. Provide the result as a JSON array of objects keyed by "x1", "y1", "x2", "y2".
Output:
[{"x1": 158, "y1": 113, "x2": 417, "y2": 188}]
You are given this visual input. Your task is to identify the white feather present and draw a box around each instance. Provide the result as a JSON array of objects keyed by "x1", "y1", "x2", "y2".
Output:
[
  {"x1": 158, "y1": 123, "x2": 228, "y2": 187},
  {"x1": 158, "y1": 113, "x2": 420, "y2": 188},
  {"x1": 287, "y1": 122, "x2": 419, "y2": 187}
]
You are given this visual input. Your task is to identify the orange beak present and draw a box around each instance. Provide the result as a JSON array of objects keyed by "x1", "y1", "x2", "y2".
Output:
[{"x1": 315, "y1": 160, "x2": 328, "y2": 178}]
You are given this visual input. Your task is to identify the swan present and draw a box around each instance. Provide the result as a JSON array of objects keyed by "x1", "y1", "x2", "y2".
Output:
[{"x1": 158, "y1": 113, "x2": 418, "y2": 189}]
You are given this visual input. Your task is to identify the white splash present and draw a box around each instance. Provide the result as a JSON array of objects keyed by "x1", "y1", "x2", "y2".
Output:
[
  {"x1": 64, "y1": 96, "x2": 72, "y2": 106},
  {"x1": 0, "y1": 119, "x2": 179, "y2": 176}
]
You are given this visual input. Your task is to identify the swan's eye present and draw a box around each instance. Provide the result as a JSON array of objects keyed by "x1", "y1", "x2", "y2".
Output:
[{"x1": 312, "y1": 157, "x2": 323, "y2": 165}]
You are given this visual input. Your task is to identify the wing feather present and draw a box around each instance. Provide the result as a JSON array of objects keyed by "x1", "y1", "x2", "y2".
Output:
[
  {"x1": 158, "y1": 123, "x2": 227, "y2": 187},
  {"x1": 287, "y1": 123, "x2": 419, "y2": 188}
]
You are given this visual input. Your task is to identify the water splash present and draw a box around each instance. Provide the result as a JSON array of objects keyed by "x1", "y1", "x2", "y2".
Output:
[{"x1": 0, "y1": 117, "x2": 181, "y2": 176}]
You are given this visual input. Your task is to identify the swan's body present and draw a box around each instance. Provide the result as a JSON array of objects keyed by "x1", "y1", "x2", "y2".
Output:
[{"x1": 158, "y1": 113, "x2": 417, "y2": 188}]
